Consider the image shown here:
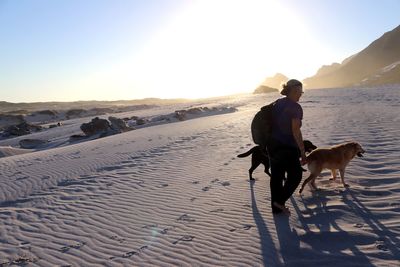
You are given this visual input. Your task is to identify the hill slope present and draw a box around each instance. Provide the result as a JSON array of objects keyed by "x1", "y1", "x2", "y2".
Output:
[{"x1": 304, "y1": 25, "x2": 400, "y2": 88}]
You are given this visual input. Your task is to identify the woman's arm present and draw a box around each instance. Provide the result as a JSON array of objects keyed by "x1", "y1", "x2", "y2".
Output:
[{"x1": 292, "y1": 118, "x2": 307, "y2": 164}]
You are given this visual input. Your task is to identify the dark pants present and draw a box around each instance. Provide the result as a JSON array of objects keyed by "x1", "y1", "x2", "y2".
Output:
[{"x1": 267, "y1": 140, "x2": 302, "y2": 211}]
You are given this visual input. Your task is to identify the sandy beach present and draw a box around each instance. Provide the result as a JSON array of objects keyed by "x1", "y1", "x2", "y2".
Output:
[{"x1": 0, "y1": 86, "x2": 399, "y2": 266}]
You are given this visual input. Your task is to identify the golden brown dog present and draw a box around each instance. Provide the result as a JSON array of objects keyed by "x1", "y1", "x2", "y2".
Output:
[{"x1": 299, "y1": 142, "x2": 365, "y2": 193}]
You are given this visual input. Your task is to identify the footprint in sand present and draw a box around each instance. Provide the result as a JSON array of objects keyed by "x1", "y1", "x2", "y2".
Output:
[
  {"x1": 229, "y1": 224, "x2": 253, "y2": 232},
  {"x1": 242, "y1": 224, "x2": 253, "y2": 230},
  {"x1": 190, "y1": 197, "x2": 197, "y2": 202},
  {"x1": 177, "y1": 214, "x2": 196, "y2": 223},
  {"x1": 334, "y1": 188, "x2": 345, "y2": 193},
  {"x1": 211, "y1": 178, "x2": 220, "y2": 183},
  {"x1": 143, "y1": 224, "x2": 174, "y2": 234},
  {"x1": 142, "y1": 224, "x2": 158, "y2": 229},
  {"x1": 173, "y1": 235, "x2": 195, "y2": 245},
  {"x1": 159, "y1": 228, "x2": 171, "y2": 234},
  {"x1": 202, "y1": 186, "x2": 211, "y2": 192},
  {"x1": 375, "y1": 240, "x2": 389, "y2": 251},
  {"x1": 121, "y1": 251, "x2": 136, "y2": 258},
  {"x1": 353, "y1": 223, "x2": 364, "y2": 228},
  {"x1": 157, "y1": 183, "x2": 169, "y2": 188},
  {"x1": 60, "y1": 242, "x2": 86, "y2": 253},
  {"x1": 116, "y1": 245, "x2": 148, "y2": 259},
  {"x1": 110, "y1": 236, "x2": 126, "y2": 243},
  {"x1": 220, "y1": 181, "x2": 230, "y2": 187},
  {"x1": 19, "y1": 241, "x2": 30, "y2": 247}
]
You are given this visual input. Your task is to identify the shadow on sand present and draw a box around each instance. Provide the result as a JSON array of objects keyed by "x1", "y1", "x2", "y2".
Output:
[
  {"x1": 290, "y1": 188, "x2": 398, "y2": 266},
  {"x1": 249, "y1": 180, "x2": 282, "y2": 266},
  {"x1": 249, "y1": 180, "x2": 302, "y2": 266},
  {"x1": 250, "y1": 179, "x2": 394, "y2": 266}
]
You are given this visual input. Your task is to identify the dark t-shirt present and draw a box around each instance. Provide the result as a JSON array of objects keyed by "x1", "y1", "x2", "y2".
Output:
[{"x1": 271, "y1": 97, "x2": 303, "y2": 148}]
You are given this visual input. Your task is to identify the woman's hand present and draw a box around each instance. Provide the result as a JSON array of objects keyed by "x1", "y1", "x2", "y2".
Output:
[{"x1": 300, "y1": 153, "x2": 307, "y2": 165}]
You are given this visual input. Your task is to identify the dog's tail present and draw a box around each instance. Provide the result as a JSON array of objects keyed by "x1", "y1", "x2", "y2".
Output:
[{"x1": 237, "y1": 146, "x2": 259, "y2": 158}]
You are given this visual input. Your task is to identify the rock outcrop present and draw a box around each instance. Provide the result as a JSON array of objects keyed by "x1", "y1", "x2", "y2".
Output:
[
  {"x1": 80, "y1": 117, "x2": 111, "y2": 136},
  {"x1": 19, "y1": 139, "x2": 48, "y2": 149},
  {"x1": 2, "y1": 122, "x2": 42, "y2": 137},
  {"x1": 0, "y1": 114, "x2": 25, "y2": 130},
  {"x1": 262, "y1": 73, "x2": 288, "y2": 89},
  {"x1": 108, "y1": 116, "x2": 133, "y2": 132},
  {"x1": 253, "y1": 85, "x2": 278, "y2": 94}
]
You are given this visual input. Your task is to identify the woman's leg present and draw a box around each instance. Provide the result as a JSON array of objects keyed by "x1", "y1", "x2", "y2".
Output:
[
  {"x1": 281, "y1": 152, "x2": 302, "y2": 203},
  {"x1": 270, "y1": 160, "x2": 286, "y2": 212}
]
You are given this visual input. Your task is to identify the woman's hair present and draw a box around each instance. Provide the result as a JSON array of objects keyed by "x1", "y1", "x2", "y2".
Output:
[{"x1": 280, "y1": 79, "x2": 302, "y2": 96}]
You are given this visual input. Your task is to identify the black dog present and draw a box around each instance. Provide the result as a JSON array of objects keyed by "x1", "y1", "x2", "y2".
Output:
[{"x1": 237, "y1": 140, "x2": 317, "y2": 180}]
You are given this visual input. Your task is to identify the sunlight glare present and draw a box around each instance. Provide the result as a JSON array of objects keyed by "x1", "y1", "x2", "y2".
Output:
[{"x1": 78, "y1": 0, "x2": 328, "y2": 100}]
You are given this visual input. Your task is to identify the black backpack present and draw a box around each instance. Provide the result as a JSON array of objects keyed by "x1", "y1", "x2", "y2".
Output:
[{"x1": 251, "y1": 101, "x2": 276, "y2": 148}]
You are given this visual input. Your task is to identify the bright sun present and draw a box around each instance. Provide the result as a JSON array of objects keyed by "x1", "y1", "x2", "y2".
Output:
[{"x1": 83, "y1": 0, "x2": 328, "y2": 100}]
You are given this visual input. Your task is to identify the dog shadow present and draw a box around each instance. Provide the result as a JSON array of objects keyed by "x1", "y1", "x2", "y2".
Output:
[
  {"x1": 344, "y1": 190, "x2": 400, "y2": 257},
  {"x1": 292, "y1": 188, "x2": 398, "y2": 265}
]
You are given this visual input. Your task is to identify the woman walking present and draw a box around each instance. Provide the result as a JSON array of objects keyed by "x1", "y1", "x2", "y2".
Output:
[{"x1": 268, "y1": 79, "x2": 307, "y2": 215}]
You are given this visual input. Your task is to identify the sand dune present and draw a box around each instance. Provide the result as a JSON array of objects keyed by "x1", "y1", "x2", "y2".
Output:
[
  {"x1": 0, "y1": 146, "x2": 33, "y2": 158},
  {"x1": 0, "y1": 87, "x2": 399, "y2": 266}
]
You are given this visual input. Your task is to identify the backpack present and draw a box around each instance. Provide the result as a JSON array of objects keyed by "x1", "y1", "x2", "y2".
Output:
[{"x1": 251, "y1": 101, "x2": 276, "y2": 147}]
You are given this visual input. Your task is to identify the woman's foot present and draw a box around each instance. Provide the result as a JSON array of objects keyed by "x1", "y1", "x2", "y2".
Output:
[{"x1": 272, "y1": 202, "x2": 291, "y2": 215}]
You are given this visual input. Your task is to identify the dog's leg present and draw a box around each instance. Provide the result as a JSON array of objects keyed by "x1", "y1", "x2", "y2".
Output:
[
  {"x1": 310, "y1": 177, "x2": 318, "y2": 190},
  {"x1": 262, "y1": 156, "x2": 271, "y2": 177},
  {"x1": 339, "y1": 168, "x2": 349, "y2": 187},
  {"x1": 299, "y1": 173, "x2": 318, "y2": 194},
  {"x1": 249, "y1": 160, "x2": 261, "y2": 181},
  {"x1": 263, "y1": 161, "x2": 272, "y2": 177},
  {"x1": 329, "y1": 169, "x2": 337, "y2": 181}
]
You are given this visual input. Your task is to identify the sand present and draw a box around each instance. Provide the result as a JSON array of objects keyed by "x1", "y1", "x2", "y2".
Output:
[{"x1": 0, "y1": 86, "x2": 399, "y2": 266}]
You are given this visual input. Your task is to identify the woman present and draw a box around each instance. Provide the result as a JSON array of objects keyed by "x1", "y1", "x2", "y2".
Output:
[{"x1": 268, "y1": 79, "x2": 306, "y2": 215}]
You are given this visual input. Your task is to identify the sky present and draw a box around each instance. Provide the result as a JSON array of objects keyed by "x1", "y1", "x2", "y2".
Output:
[{"x1": 0, "y1": 0, "x2": 399, "y2": 103}]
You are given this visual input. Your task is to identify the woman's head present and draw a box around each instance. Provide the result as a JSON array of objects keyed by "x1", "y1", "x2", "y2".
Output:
[{"x1": 281, "y1": 79, "x2": 303, "y2": 102}]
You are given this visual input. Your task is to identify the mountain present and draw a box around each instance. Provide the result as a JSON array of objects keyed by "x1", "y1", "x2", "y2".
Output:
[
  {"x1": 262, "y1": 73, "x2": 288, "y2": 89},
  {"x1": 304, "y1": 24, "x2": 400, "y2": 88}
]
